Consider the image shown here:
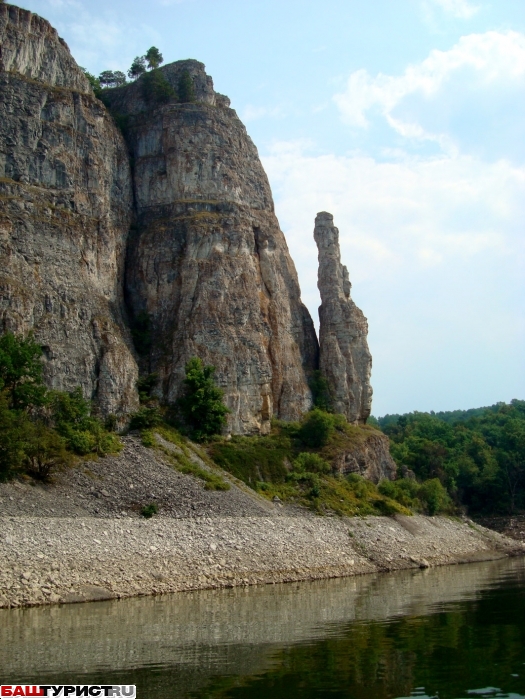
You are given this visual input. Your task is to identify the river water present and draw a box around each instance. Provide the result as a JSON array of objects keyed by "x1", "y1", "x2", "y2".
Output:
[{"x1": 1, "y1": 557, "x2": 525, "y2": 699}]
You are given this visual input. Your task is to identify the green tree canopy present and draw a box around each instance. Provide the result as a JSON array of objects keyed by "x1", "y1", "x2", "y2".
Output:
[
  {"x1": 98, "y1": 70, "x2": 127, "y2": 88},
  {"x1": 298, "y1": 408, "x2": 334, "y2": 448},
  {"x1": 177, "y1": 69, "x2": 195, "y2": 103},
  {"x1": 0, "y1": 332, "x2": 47, "y2": 409},
  {"x1": 145, "y1": 47, "x2": 163, "y2": 70},
  {"x1": 142, "y1": 69, "x2": 175, "y2": 104},
  {"x1": 380, "y1": 400, "x2": 525, "y2": 514},
  {"x1": 178, "y1": 357, "x2": 230, "y2": 441},
  {"x1": 0, "y1": 332, "x2": 121, "y2": 480},
  {"x1": 128, "y1": 55, "x2": 146, "y2": 80},
  {"x1": 309, "y1": 370, "x2": 332, "y2": 412}
]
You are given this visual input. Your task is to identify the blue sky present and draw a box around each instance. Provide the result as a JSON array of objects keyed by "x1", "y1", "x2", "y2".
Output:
[{"x1": 18, "y1": 0, "x2": 525, "y2": 416}]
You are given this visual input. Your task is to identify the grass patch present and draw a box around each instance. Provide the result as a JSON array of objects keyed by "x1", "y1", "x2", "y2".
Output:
[
  {"x1": 152, "y1": 425, "x2": 230, "y2": 491},
  {"x1": 165, "y1": 447, "x2": 230, "y2": 491},
  {"x1": 209, "y1": 432, "x2": 293, "y2": 486},
  {"x1": 140, "y1": 429, "x2": 156, "y2": 448}
]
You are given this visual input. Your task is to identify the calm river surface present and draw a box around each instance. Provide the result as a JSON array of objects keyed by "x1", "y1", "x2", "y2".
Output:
[{"x1": 1, "y1": 557, "x2": 525, "y2": 699}]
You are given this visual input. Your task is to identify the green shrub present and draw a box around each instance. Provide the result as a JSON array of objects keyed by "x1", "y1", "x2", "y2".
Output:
[
  {"x1": 210, "y1": 434, "x2": 291, "y2": 485},
  {"x1": 0, "y1": 394, "x2": 31, "y2": 480},
  {"x1": 419, "y1": 478, "x2": 451, "y2": 515},
  {"x1": 105, "y1": 413, "x2": 118, "y2": 432},
  {"x1": 80, "y1": 68, "x2": 102, "y2": 98},
  {"x1": 0, "y1": 333, "x2": 121, "y2": 476},
  {"x1": 51, "y1": 388, "x2": 121, "y2": 456},
  {"x1": 299, "y1": 408, "x2": 334, "y2": 448},
  {"x1": 141, "y1": 429, "x2": 156, "y2": 448},
  {"x1": 0, "y1": 332, "x2": 47, "y2": 409},
  {"x1": 293, "y1": 452, "x2": 331, "y2": 474},
  {"x1": 309, "y1": 370, "x2": 332, "y2": 412},
  {"x1": 141, "y1": 503, "x2": 158, "y2": 518},
  {"x1": 129, "y1": 406, "x2": 163, "y2": 430},
  {"x1": 177, "y1": 357, "x2": 230, "y2": 441},
  {"x1": 142, "y1": 68, "x2": 176, "y2": 104},
  {"x1": 51, "y1": 386, "x2": 90, "y2": 429},
  {"x1": 378, "y1": 478, "x2": 420, "y2": 509},
  {"x1": 24, "y1": 422, "x2": 70, "y2": 481}
]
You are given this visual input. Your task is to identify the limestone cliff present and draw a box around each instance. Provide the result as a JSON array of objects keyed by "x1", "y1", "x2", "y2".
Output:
[
  {"x1": 314, "y1": 212, "x2": 373, "y2": 424},
  {"x1": 104, "y1": 61, "x2": 318, "y2": 434},
  {"x1": 0, "y1": 4, "x2": 139, "y2": 416},
  {"x1": 1, "y1": 4, "x2": 380, "y2": 440}
]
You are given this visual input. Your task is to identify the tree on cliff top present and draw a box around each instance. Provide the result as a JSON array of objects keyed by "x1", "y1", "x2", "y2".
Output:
[
  {"x1": 178, "y1": 357, "x2": 230, "y2": 441},
  {"x1": 145, "y1": 47, "x2": 163, "y2": 70},
  {"x1": 98, "y1": 70, "x2": 127, "y2": 88},
  {"x1": 128, "y1": 55, "x2": 146, "y2": 80}
]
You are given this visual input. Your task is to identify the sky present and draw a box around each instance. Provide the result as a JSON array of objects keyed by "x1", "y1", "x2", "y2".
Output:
[{"x1": 17, "y1": 0, "x2": 525, "y2": 417}]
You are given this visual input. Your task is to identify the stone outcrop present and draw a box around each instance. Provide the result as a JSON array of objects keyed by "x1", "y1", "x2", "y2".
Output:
[
  {"x1": 332, "y1": 432, "x2": 397, "y2": 483},
  {"x1": 104, "y1": 61, "x2": 318, "y2": 434},
  {"x1": 0, "y1": 4, "x2": 139, "y2": 416},
  {"x1": 314, "y1": 212, "x2": 373, "y2": 424}
]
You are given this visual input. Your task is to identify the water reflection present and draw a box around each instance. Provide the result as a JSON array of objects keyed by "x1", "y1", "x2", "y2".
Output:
[{"x1": 1, "y1": 557, "x2": 525, "y2": 699}]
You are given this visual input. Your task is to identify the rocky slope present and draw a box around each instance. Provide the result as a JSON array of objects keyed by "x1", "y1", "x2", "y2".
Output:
[
  {"x1": 104, "y1": 60, "x2": 318, "y2": 434},
  {"x1": 315, "y1": 212, "x2": 373, "y2": 424},
  {"x1": 0, "y1": 437, "x2": 521, "y2": 608},
  {"x1": 0, "y1": 3, "x2": 139, "y2": 416}
]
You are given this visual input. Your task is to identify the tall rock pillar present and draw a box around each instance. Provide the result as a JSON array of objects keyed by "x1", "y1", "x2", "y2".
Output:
[{"x1": 314, "y1": 212, "x2": 372, "y2": 424}]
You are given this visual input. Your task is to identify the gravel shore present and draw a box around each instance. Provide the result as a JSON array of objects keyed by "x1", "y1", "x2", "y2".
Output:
[{"x1": 1, "y1": 436, "x2": 523, "y2": 608}]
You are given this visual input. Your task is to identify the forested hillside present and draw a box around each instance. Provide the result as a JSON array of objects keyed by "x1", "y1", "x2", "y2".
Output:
[{"x1": 374, "y1": 400, "x2": 525, "y2": 514}]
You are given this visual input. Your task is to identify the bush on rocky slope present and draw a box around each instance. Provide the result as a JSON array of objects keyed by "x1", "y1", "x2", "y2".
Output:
[
  {"x1": 0, "y1": 332, "x2": 121, "y2": 481},
  {"x1": 207, "y1": 413, "x2": 413, "y2": 516}
]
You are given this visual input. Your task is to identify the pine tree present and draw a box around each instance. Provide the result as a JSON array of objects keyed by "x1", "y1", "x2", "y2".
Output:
[
  {"x1": 145, "y1": 47, "x2": 163, "y2": 70},
  {"x1": 128, "y1": 56, "x2": 146, "y2": 80}
]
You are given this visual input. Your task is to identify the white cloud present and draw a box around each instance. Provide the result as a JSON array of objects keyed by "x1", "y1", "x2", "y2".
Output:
[
  {"x1": 241, "y1": 105, "x2": 285, "y2": 122},
  {"x1": 334, "y1": 31, "x2": 525, "y2": 148},
  {"x1": 428, "y1": 0, "x2": 480, "y2": 19},
  {"x1": 263, "y1": 142, "x2": 525, "y2": 413}
]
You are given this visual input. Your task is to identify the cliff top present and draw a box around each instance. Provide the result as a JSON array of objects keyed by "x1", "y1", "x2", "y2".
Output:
[
  {"x1": 102, "y1": 58, "x2": 232, "y2": 115},
  {"x1": 0, "y1": 3, "x2": 90, "y2": 92}
]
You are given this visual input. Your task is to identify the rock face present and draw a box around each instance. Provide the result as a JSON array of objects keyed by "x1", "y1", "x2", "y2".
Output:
[
  {"x1": 104, "y1": 61, "x2": 318, "y2": 434},
  {"x1": 332, "y1": 432, "x2": 397, "y2": 483},
  {"x1": 314, "y1": 212, "x2": 373, "y2": 424},
  {"x1": 0, "y1": 4, "x2": 139, "y2": 416},
  {"x1": 0, "y1": 5, "x2": 380, "y2": 439}
]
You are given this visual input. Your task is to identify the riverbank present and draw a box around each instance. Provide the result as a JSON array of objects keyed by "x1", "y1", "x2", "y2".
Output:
[{"x1": 0, "y1": 436, "x2": 523, "y2": 608}]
